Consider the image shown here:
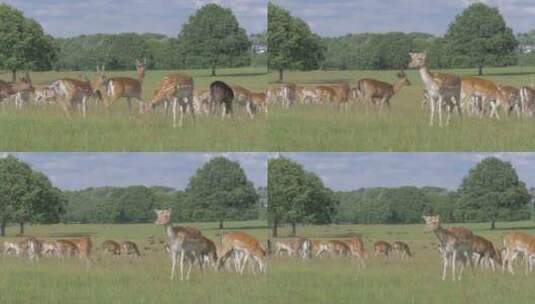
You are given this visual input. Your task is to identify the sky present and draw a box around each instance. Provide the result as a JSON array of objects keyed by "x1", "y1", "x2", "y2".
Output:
[
  {"x1": 275, "y1": 153, "x2": 535, "y2": 191},
  {"x1": 1, "y1": 0, "x2": 267, "y2": 37},
  {"x1": 272, "y1": 0, "x2": 535, "y2": 37},
  {"x1": 2, "y1": 153, "x2": 267, "y2": 191}
]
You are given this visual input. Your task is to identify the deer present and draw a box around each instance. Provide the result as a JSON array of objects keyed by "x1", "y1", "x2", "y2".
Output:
[
  {"x1": 274, "y1": 237, "x2": 311, "y2": 259},
  {"x1": 460, "y1": 76, "x2": 505, "y2": 118},
  {"x1": 502, "y1": 231, "x2": 534, "y2": 274},
  {"x1": 55, "y1": 240, "x2": 80, "y2": 258},
  {"x1": 193, "y1": 90, "x2": 211, "y2": 116},
  {"x1": 217, "y1": 231, "x2": 266, "y2": 275},
  {"x1": 210, "y1": 81, "x2": 234, "y2": 118},
  {"x1": 471, "y1": 235, "x2": 500, "y2": 271},
  {"x1": 312, "y1": 240, "x2": 329, "y2": 257},
  {"x1": 24, "y1": 237, "x2": 41, "y2": 263},
  {"x1": 520, "y1": 86, "x2": 535, "y2": 117},
  {"x1": 327, "y1": 82, "x2": 351, "y2": 109},
  {"x1": 342, "y1": 235, "x2": 368, "y2": 267},
  {"x1": 423, "y1": 215, "x2": 474, "y2": 281},
  {"x1": 324, "y1": 240, "x2": 351, "y2": 257},
  {"x1": 101, "y1": 240, "x2": 121, "y2": 256},
  {"x1": 147, "y1": 73, "x2": 195, "y2": 128},
  {"x1": 92, "y1": 60, "x2": 146, "y2": 113},
  {"x1": 296, "y1": 86, "x2": 318, "y2": 104},
  {"x1": 248, "y1": 92, "x2": 267, "y2": 118},
  {"x1": 496, "y1": 85, "x2": 521, "y2": 118},
  {"x1": 314, "y1": 86, "x2": 337, "y2": 104},
  {"x1": 198, "y1": 236, "x2": 218, "y2": 269},
  {"x1": 48, "y1": 78, "x2": 94, "y2": 118},
  {"x1": 154, "y1": 209, "x2": 204, "y2": 281},
  {"x1": 374, "y1": 241, "x2": 392, "y2": 257},
  {"x1": 121, "y1": 241, "x2": 141, "y2": 258},
  {"x1": 392, "y1": 241, "x2": 412, "y2": 259},
  {"x1": 40, "y1": 240, "x2": 57, "y2": 256},
  {"x1": 3, "y1": 240, "x2": 27, "y2": 256},
  {"x1": 355, "y1": 71, "x2": 411, "y2": 110},
  {"x1": 409, "y1": 52, "x2": 462, "y2": 127},
  {"x1": 265, "y1": 83, "x2": 296, "y2": 108},
  {"x1": 68, "y1": 237, "x2": 93, "y2": 266}
]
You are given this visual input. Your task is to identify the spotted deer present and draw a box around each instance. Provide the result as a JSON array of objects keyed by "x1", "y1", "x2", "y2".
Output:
[
  {"x1": 55, "y1": 240, "x2": 80, "y2": 258},
  {"x1": 68, "y1": 237, "x2": 93, "y2": 266},
  {"x1": 392, "y1": 241, "x2": 412, "y2": 259},
  {"x1": 374, "y1": 241, "x2": 392, "y2": 257},
  {"x1": 423, "y1": 215, "x2": 474, "y2": 281},
  {"x1": 218, "y1": 231, "x2": 266, "y2": 275},
  {"x1": 121, "y1": 241, "x2": 141, "y2": 258},
  {"x1": 342, "y1": 235, "x2": 367, "y2": 267},
  {"x1": 154, "y1": 209, "x2": 204, "y2": 281},
  {"x1": 148, "y1": 73, "x2": 195, "y2": 128},
  {"x1": 274, "y1": 237, "x2": 311, "y2": 259},
  {"x1": 356, "y1": 71, "x2": 411, "y2": 110},
  {"x1": 471, "y1": 235, "x2": 500, "y2": 271},
  {"x1": 198, "y1": 236, "x2": 218, "y2": 269},
  {"x1": 502, "y1": 231, "x2": 534, "y2": 274},
  {"x1": 3, "y1": 240, "x2": 26, "y2": 256},
  {"x1": 410, "y1": 52, "x2": 462, "y2": 126},
  {"x1": 101, "y1": 240, "x2": 121, "y2": 256},
  {"x1": 49, "y1": 78, "x2": 94, "y2": 117},
  {"x1": 520, "y1": 86, "x2": 535, "y2": 117}
]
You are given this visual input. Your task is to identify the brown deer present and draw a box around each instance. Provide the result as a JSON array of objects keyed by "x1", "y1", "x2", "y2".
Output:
[
  {"x1": 471, "y1": 235, "x2": 500, "y2": 271},
  {"x1": 210, "y1": 81, "x2": 234, "y2": 118},
  {"x1": 374, "y1": 241, "x2": 392, "y2": 257},
  {"x1": 392, "y1": 241, "x2": 412, "y2": 259},
  {"x1": 356, "y1": 71, "x2": 411, "y2": 110},
  {"x1": 198, "y1": 236, "x2": 218, "y2": 269},
  {"x1": 502, "y1": 231, "x2": 534, "y2": 274},
  {"x1": 55, "y1": 240, "x2": 80, "y2": 258},
  {"x1": 496, "y1": 85, "x2": 521, "y2": 118},
  {"x1": 342, "y1": 235, "x2": 367, "y2": 267},
  {"x1": 101, "y1": 240, "x2": 121, "y2": 256},
  {"x1": 249, "y1": 92, "x2": 267, "y2": 117},
  {"x1": 121, "y1": 241, "x2": 141, "y2": 258},
  {"x1": 325, "y1": 240, "x2": 351, "y2": 257},
  {"x1": 148, "y1": 73, "x2": 195, "y2": 128},
  {"x1": 48, "y1": 78, "x2": 94, "y2": 118},
  {"x1": 3, "y1": 239, "x2": 26, "y2": 256},
  {"x1": 218, "y1": 231, "x2": 266, "y2": 275},
  {"x1": 266, "y1": 83, "x2": 296, "y2": 108},
  {"x1": 274, "y1": 237, "x2": 311, "y2": 259},
  {"x1": 92, "y1": 60, "x2": 146, "y2": 113},
  {"x1": 154, "y1": 209, "x2": 204, "y2": 281},
  {"x1": 410, "y1": 52, "x2": 462, "y2": 126},
  {"x1": 327, "y1": 82, "x2": 351, "y2": 109},
  {"x1": 68, "y1": 237, "x2": 93, "y2": 266},
  {"x1": 423, "y1": 215, "x2": 474, "y2": 281},
  {"x1": 314, "y1": 86, "x2": 337, "y2": 104}
]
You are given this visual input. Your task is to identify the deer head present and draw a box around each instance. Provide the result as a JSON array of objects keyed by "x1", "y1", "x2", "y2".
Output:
[
  {"x1": 135, "y1": 58, "x2": 146, "y2": 80},
  {"x1": 91, "y1": 65, "x2": 107, "y2": 93},
  {"x1": 423, "y1": 215, "x2": 441, "y2": 232},
  {"x1": 154, "y1": 209, "x2": 172, "y2": 225},
  {"x1": 409, "y1": 52, "x2": 427, "y2": 69},
  {"x1": 396, "y1": 70, "x2": 411, "y2": 86}
]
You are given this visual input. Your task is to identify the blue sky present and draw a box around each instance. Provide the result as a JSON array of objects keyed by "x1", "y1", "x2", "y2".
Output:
[
  {"x1": 274, "y1": 153, "x2": 535, "y2": 191},
  {"x1": 272, "y1": 0, "x2": 534, "y2": 36},
  {"x1": 3, "y1": 153, "x2": 267, "y2": 190},
  {"x1": 2, "y1": 0, "x2": 267, "y2": 37}
]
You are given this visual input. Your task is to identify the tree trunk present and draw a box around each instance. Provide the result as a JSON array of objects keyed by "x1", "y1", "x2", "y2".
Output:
[
  {"x1": 490, "y1": 220, "x2": 496, "y2": 230},
  {"x1": 211, "y1": 65, "x2": 216, "y2": 77},
  {"x1": 1, "y1": 222, "x2": 5, "y2": 237},
  {"x1": 11, "y1": 69, "x2": 17, "y2": 82},
  {"x1": 477, "y1": 65, "x2": 483, "y2": 76},
  {"x1": 19, "y1": 222, "x2": 24, "y2": 235},
  {"x1": 291, "y1": 222, "x2": 296, "y2": 237},
  {"x1": 278, "y1": 69, "x2": 284, "y2": 82},
  {"x1": 272, "y1": 218, "x2": 278, "y2": 238},
  {"x1": 219, "y1": 219, "x2": 223, "y2": 230}
]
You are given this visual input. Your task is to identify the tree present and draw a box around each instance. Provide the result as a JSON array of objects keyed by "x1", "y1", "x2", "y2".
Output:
[
  {"x1": 458, "y1": 157, "x2": 530, "y2": 230},
  {"x1": 268, "y1": 3, "x2": 324, "y2": 81},
  {"x1": 184, "y1": 157, "x2": 258, "y2": 229},
  {"x1": 0, "y1": 4, "x2": 57, "y2": 80},
  {"x1": 268, "y1": 157, "x2": 337, "y2": 237},
  {"x1": 444, "y1": 3, "x2": 517, "y2": 75},
  {"x1": 0, "y1": 155, "x2": 65, "y2": 236},
  {"x1": 177, "y1": 4, "x2": 251, "y2": 76}
]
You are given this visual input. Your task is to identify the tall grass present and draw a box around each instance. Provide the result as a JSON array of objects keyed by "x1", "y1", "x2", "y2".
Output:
[
  {"x1": 0, "y1": 67, "x2": 269, "y2": 151},
  {"x1": 268, "y1": 66, "x2": 535, "y2": 151}
]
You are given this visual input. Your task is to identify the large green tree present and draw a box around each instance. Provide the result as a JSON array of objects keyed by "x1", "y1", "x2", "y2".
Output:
[
  {"x1": 184, "y1": 157, "x2": 258, "y2": 228},
  {"x1": 268, "y1": 157, "x2": 337, "y2": 237},
  {"x1": 177, "y1": 4, "x2": 251, "y2": 76},
  {"x1": 268, "y1": 2, "x2": 324, "y2": 81},
  {"x1": 0, "y1": 155, "x2": 65, "y2": 236},
  {"x1": 458, "y1": 157, "x2": 530, "y2": 230},
  {"x1": 0, "y1": 4, "x2": 57, "y2": 81},
  {"x1": 444, "y1": 3, "x2": 517, "y2": 75}
]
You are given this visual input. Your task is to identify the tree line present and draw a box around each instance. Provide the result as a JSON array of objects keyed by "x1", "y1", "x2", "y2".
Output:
[
  {"x1": 268, "y1": 156, "x2": 532, "y2": 235},
  {"x1": 269, "y1": 2, "x2": 527, "y2": 79},
  {"x1": 0, "y1": 155, "x2": 263, "y2": 236}
]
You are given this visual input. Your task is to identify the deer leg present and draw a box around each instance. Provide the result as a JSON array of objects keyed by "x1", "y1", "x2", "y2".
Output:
[
  {"x1": 451, "y1": 251, "x2": 457, "y2": 281},
  {"x1": 240, "y1": 254, "x2": 249, "y2": 275},
  {"x1": 429, "y1": 97, "x2": 435, "y2": 126},
  {"x1": 179, "y1": 102, "x2": 185, "y2": 128},
  {"x1": 172, "y1": 98, "x2": 177, "y2": 129},
  {"x1": 170, "y1": 251, "x2": 177, "y2": 280},
  {"x1": 82, "y1": 96, "x2": 87, "y2": 118},
  {"x1": 438, "y1": 96, "x2": 444, "y2": 127},
  {"x1": 179, "y1": 250, "x2": 185, "y2": 281},
  {"x1": 442, "y1": 254, "x2": 448, "y2": 281}
]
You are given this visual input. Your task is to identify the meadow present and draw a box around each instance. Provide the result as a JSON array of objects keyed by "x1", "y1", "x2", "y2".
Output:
[
  {"x1": 0, "y1": 220, "x2": 269, "y2": 304},
  {"x1": 269, "y1": 221, "x2": 535, "y2": 304},
  {"x1": 268, "y1": 66, "x2": 535, "y2": 151},
  {"x1": 0, "y1": 67, "x2": 269, "y2": 151}
]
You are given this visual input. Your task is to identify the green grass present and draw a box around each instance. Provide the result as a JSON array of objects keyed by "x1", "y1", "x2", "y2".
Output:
[
  {"x1": 0, "y1": 67, "x2": 269, "y2": 151},
  {"x1": 270, "y1": 221, "x2": 535, "y2": 304},
  {"x1": 0, "y1": 221, "x2": 269, "y2": 304},
  {"x1": 268, "y1": 66, "x2": 535, "y2": 151}
]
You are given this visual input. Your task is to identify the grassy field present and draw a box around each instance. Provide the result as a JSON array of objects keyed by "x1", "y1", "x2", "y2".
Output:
[
  {"x1": 269, "y1": 221, "x2": 535, "y2": 304},
  {"x1": 268, "y1": 66, "x2": 535, "y2": 151},
  {"x1": 0, "y1": 67, "x2": 269, "y2": 151},
  {"x1": 0, "y1": 221, "x2": 269, "y2": 304}
]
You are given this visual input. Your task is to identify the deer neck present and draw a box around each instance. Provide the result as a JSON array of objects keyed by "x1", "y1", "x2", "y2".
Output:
[
  {"x1": 393, "y1": 80, "x2": 405, "y2": 95},
  {"x1": 433, "y1": 225, "x2": 449, "y2": 246},
  {"x1": 137, "y1": 71, "x2": 145, "y2": 84},
  {"x1": 164, "y1": 223, "x2": 176, "y2": 241},
  {"x1": 418, "y1": 66, "x2": 435, "y2": 90}
]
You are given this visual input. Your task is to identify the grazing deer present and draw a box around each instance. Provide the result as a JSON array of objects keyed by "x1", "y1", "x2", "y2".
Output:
[
  {"x1": 154, "y1": 209, "x2": 204, "y2": 281},
  {"x1": 325, "y1": 240, "x2": 351, "y2": 257},
  {"x1": 68, "y1": 237, "x2": 93, "y2": 266},
  {"x1": 218, "y1": 231, "x2": 266, "y2": 275},
  {"x1": 423, "y1": 215, "x2": 474, "y2": 281},
  {"x1": 392, "y1": 241, "x2": 412, "y2": 259},
  {"x1": 199, "y1": 236, "x2": 218, "y2": 269},
  {"x1": 356, "y1": 71, "x2": 411, "y2": 110},
  {"x1": 3, "y1": 240, "x2": 26, "y2": 256},
  {"x1": 148, "y1": 73, "x2": 195, "y2": 128},
  {"x1": 121, "y1": 241, "x2": 141, "y2": 258},
  {"x1": 374, "y1": 241, "x2": 392, "y2": 257},
  {"x1": 232, "y1": 85, "x2": 252, "y2": 107},
  {"x1": 461, "y1": 77, "x2": 496, "y2": 117},
  {"x1": 328, "y1": 82, "x2": 351, "y2": 109},
  {"x1": 25, "y1": 237, "x2": 41, "y2": 262},
  {"x1": 342, "y1": 235, "x2": 367, "y2": 267},
  {"x1": 49, "y1": 78, "x2": 94, "y2": 118},
  {"x1": 55, "y1": 240, "x2": 80, "y2": 258},
  {"x1": 409, "y1": 52, "x2": 462, "y2": 126},
  {"x1": 248, "y1": 92, "x2": 267, "y2": 118},
  {"x1": 40, "y1": 240, "x2": 57, "y2": 256},
  {"x1": 193, "y1": 90, "x2": 211, "y2": 116},
  {"x1": 312, "y1": 240, "x2": 329, "y2": 257},
  {"x1": 496, "y1": 85, "x2": 521, "y2": 118},
  {"x1": 92, "y1": 60, "x2": 146, "y2": 113},
  {"x1": 520, "y1": 86, "x2": 535, "y2": 117},
  {"x1": 274, "y1": 237, "x2": 311, "y2": 259},
  {"x1": 266, "y1": 83, "x2": 296, "y2": 108},
  {"x1": 210, "y1": 81, "x2": 234, "y2": 118},
  {"x1": 502, "y1": 231, "x2": 534, "y2": 274},
  {"x1": 471, "y1": 235, "x2": 500, "y2": 271},
  {"x1": 102, "y1": 240, "x2": 121, "y2": 256},
  {"x1": 34, "y1": 86, "x2": 58, "y2": 105},
  {"x1": 296, "y1": 86, "x2": 318, "y2": 104}
]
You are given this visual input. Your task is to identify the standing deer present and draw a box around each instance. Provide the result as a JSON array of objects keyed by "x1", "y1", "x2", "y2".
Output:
[
  {"x1": 342, "y1": 235, "x2": 367, "y2": 267},
  {"x1": 356, "y1": 71, "x2": 411, "y2": 110},
  {"x1": 423, "y1": 215, "x2": 474, "y2": 281},
  {"x1": 102, "y1": 240, "x2": 121, "y2": 256},
  {"x1": 68, "y1": 237, "x2": 93, "y2": 266},
  {"x1": 92, "y1": 60, "x2": 146, "y2": 113},
  {"x1": 210, "y1": 81, "x2": 234, "y2": 118},
  {"x1": 392, "y1": 241, "x2": 412, "y2": 259},
  {"x1": 502, "y1": 231, "x2": 534, "y2": 274},
  {"x1": 154, "y1": 209, "x2": 204, "y2": 281},
  {"x1": 409, "y1": 52, "x2": 462, "y2": 126},
  {"x1": 218, "y1": 231, "x2": 266, "y2": 275},
  {"x1": 148, "y1": 73, "x2": 195, "y2": 128},
  {"x1": 25, "y1": 237, "x2": 41, "y2": 263},
  {"x1": 55, "y1": 240, "x2": 80, "y2": 258},
  {"x1": 49, "y1": 78, "x2": 94, "y2": 118},
  {"x1": 520, "y1": 86, "x2": 535, "y2": 117}
]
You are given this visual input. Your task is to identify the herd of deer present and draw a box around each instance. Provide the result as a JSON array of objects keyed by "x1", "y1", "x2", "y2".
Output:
[
  {"x1": 0, "y1": 60, "x2": 268, "y2": 128},
  {"x1": 3, "y1": 212, "x2": 534, "y2": 282}
]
